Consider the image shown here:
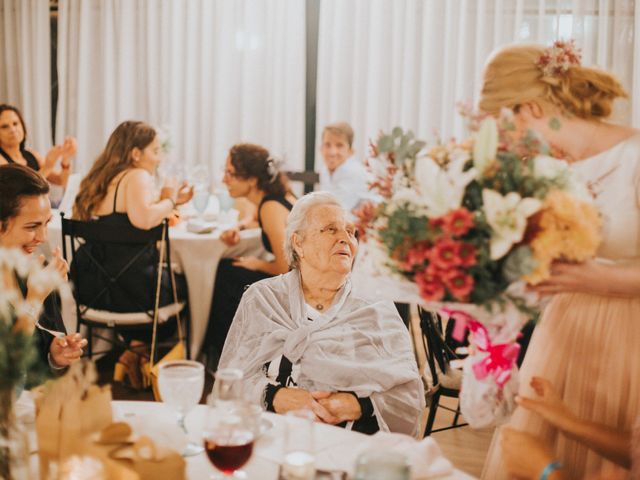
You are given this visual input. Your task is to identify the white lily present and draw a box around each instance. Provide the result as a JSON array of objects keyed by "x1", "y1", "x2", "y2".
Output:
[
  {"x1": 483, "y1": 189, "x2": 542, "y2": 260},
  {"x1": 473, "y1": 117, "x2": 498, "y2": 175},
  {"x1": 532, "y1": 154, "x2": 568, "y2": 180},
  {"x1": 414, "y1": 155, "x2": 476, "y2": 217}
]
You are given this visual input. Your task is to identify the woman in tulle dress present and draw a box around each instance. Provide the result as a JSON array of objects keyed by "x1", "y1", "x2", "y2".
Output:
[{"x1": 479, "y1": 42, "x2": 640, "y2": 479}]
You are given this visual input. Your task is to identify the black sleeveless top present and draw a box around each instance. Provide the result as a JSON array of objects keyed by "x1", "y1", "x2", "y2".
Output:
[
  {"x1": 70, "y1": 172, "x2": 176, "y2": 312},
  {"x1": 0, "y1": 146, "x2": 40, "y2": 171},
  {"x1": 257, "y1": 194, "x2": 294, "y2": 253}
]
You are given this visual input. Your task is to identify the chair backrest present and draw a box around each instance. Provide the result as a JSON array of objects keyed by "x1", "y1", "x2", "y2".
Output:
[
  {"x1": 418, "y1": 307, "x2": 461, "y2": 388},
  {"x1": 60, "y1": 214, "x2": 173, "y2": 320},
  {"x1": 284, "y1": 170, "x2": 320, "y2": 194}
]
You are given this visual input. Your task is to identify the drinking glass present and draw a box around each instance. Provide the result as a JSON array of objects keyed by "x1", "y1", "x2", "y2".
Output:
[
  {"x1": 353, "y1": 450, "x2": 410, "y2": 480},
  {"x1": 211, "y1": 368, "x2": 244, "y2": 407},
  {"x1": 192, "y1": 184, "x2": 210, "y2": 219},
  {"x1": 158, "y1": 360, "x2": 205, "y2": 456},
  {"x1": 280, "y1": 409, "x2": 316, "y2": 480},
  {"x1": 216, "y1": 188, "x2": 235, "y2": 213},
  {"x1": 203, "y1": 400, "x2": 255, "y2": 478}
]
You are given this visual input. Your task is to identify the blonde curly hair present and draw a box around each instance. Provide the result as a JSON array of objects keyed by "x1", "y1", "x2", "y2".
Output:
[{"x1": 479, "y1": 44, "x2": 627, "y2": 120}]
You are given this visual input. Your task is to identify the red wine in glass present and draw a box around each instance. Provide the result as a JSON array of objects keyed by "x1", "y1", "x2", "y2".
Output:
[{"x1": 204, "y1": 431, "x2": 254, "y2": 475}]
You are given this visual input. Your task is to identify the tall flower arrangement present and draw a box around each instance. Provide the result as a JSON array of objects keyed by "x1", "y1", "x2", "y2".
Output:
[
  {"x1": 357, "y1": 112, "x2": 601, "y2": 426},
  {"x1": 0, "y1": 248, "x2": 66, "y2": 479}
]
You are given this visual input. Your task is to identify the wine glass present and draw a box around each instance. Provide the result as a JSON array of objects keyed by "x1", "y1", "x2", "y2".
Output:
[
  {"x1": 192, "y1": 184, "x2": 210, "y2": 219},
  {"x1": 203, "y1": 396, "x2": 255, "y2": 478},
  {"x1": 158, "y1": 360, "x2": 205, "y2": 456}
]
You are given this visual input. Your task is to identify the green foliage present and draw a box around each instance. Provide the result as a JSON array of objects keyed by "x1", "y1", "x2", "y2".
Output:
[
  {"x1": 377, "y1": 203, "x2": 432, "y2": 261},
  {"x1": 0, "y1": 322, "x2": 48, "y2": 393},
  {"x1": 377, "y1": 128, "x2": 426, "y2": 168},
  {"x1": 503, "y1": 246, "x2": 538, "y2": 282}
]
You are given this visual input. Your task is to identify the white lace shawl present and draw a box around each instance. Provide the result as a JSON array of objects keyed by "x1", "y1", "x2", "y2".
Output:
[{"x1": 218, "y1": 270, "x2": 426, "y2": 438}]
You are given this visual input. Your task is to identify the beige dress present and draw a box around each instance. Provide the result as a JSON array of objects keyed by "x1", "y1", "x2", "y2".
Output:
[{"x1": 482, "y1": 134, "x2": 640, "y2": 479}]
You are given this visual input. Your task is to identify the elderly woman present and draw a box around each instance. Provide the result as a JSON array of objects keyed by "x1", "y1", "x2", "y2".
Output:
[{"x1": 218, "y1": 192, "x2": 425, "y2": 437}]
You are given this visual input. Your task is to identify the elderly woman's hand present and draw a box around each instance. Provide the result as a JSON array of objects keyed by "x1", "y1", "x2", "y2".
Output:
[
  {"x1": 273, "y1": 388, "x2": 334, "y2": 421},
  {"x1": 312, "y1": 391, "x2": 362, "y2": 424},
  {"x1": 50, "y1": 333, "x2": 88, "y2": 367}
]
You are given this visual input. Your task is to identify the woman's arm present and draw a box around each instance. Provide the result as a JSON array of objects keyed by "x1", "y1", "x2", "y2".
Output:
[
  {"x1": 232, "y1": 200, "x2": 291, "y2": 275},
  {"x1": 533, "y1": 260, "x2": 640, "y2": 297},
  {"x1": 124, "y1": 169, "x2": 177, "y2": 230},
  {"x1": 32, "y1": 138, "x2": 76, "y2": 186},
  {"x1": 517, "y1": 377, "x2": 632, "y2": 468}
]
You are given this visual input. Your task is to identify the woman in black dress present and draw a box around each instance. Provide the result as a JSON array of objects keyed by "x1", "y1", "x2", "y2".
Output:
[
  {"x1": 72, "y1": 121, "x2": 193, "y2": 388},
  {"x1": 0, "y1": 104, "x2": 76, "y2": 187},
  {"x1": 205, "y1": 144, "x2": 295, "y2": 359}
]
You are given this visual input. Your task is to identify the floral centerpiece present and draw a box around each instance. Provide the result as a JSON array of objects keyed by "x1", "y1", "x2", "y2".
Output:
[
  {"x1": 0, "y1": 248, "x2": 66, "y2": 479},
  {"x1": 356, "y1": 111, "x2": 601, "y2": 426}
]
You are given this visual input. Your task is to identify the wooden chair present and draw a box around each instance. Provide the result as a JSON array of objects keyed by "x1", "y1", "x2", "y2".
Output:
[{"x1": 284, "y1": 170, "x2": 320, "y2": 194}]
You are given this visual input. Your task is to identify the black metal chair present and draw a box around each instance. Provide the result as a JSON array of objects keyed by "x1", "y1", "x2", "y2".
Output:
[
  {"x1": 60, "y1": 214, "x2": 190, "y2": 363},
  {"x1": 418, "y1": 307, "x2": 467, "y2": 436},
  {"x1": 284, "y1": 170, "x2": 320, "y2": 194}
]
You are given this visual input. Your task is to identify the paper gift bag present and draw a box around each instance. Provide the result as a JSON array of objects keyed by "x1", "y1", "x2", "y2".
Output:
[
  {"x1": 35, "y1": 361, "x2": 113, "y2": 478},
  {"x1": 110, "y1": 436, "x2": 186, "y2": 480}
]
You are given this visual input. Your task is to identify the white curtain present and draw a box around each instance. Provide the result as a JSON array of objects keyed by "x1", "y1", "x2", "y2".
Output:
[
  {"x1": 316, "y1": 0, "x2": 639, "y2": 169},
  {"x1": 0, "y1": 0, "x2": 52, "y2": 154},
  {"x1": 55, "y1": 0, "x2": 306, "y2": 178}
]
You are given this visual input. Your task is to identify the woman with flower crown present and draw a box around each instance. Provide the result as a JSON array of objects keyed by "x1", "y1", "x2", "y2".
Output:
[
  {"x1": 479, "y1": 41, "x2": 640, "y2": 479},
  {"x1": 204, "y1": 143, "x2": 296, "y2": 363}
]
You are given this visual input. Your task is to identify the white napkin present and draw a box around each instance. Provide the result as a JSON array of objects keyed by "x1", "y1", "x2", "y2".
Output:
[
  {"x1": 319, "y1": 431, "x2": 454, "y2": 479},
  {"x1": 256, "y1": 422, "x2": 454, "y2": 479}
]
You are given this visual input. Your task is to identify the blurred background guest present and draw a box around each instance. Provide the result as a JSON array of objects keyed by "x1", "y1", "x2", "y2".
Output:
[
  {"x1": 0, "y1": 163, "x2": 86, "y2": 372},
  {"x1": 0, "y1": 104, "x2": 77, "y2": 188},
  {"x1": 204, "y1": 143, "x2": 295, "y2": 364},
  {"x1": 219, "y1": 192, "x2": 424, "y2": 436},
  {"x1": 72, "y1": 120, "x2": 192, "y2": 388},
  {"x1": 318, "y1": 122, "x2": 371, "y2": 213}
]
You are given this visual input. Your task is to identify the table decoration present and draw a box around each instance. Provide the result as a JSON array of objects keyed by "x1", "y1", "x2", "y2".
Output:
[
  {"x1": 0, "y1": 247, "x2": 67, "y2": 479},
  {"x1": 356, "y1": 110, "x2": 601, "y2": 427}
]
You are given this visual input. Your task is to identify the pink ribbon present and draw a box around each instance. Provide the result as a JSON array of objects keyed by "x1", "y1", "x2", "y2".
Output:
[{"x1": 441, "y1": 308, "x2": 521, "y2": 388}]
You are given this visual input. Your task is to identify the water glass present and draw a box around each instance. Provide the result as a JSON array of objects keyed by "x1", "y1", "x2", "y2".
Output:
[
  {"x1": 353, "y1": 450, "x2": 410, "y2": 480},
  {"x1": 193, "y1": 185, "x2": 210, "y2": 218},
  {"x1": 281, "y1": 409, "x2": 316, "y2": 480},
  {"x1": 216, "y1": 189, "x2": 235, "y2": 213},
  {"x1": 211, "y1": 368, "x2": 244, "y2": 407},
  {"x1": 158, "y1": 360, "x2": 205, "y2": 456}
]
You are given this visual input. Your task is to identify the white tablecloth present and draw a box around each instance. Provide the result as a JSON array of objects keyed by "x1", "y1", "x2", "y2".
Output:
[
  {"x1": 46, "y1": 212, "x2": 265, "y2": 357},
  {"x1": 110, "y1": 400, "x2": 475, "y2": 479}
]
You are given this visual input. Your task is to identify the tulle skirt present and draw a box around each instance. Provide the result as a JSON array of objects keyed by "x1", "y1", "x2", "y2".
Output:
[{"x1": 482, "y1": 292, "x2": 640, "y2": 479}]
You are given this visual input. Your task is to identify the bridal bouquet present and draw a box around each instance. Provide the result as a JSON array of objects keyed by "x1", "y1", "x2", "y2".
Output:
[{"x1": 357, "y1": 111, "x2": 601, "y2": 426}]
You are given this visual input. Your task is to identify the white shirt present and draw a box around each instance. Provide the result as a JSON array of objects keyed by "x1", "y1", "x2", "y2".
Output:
[{"x1": 319, "y1": 156, "x2": 372, "y2": 212}]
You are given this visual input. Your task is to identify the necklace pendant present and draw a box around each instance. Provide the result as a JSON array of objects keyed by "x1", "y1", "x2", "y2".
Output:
[{"x1": 316, "y1": 303, "x2": 323, "y2": 310}]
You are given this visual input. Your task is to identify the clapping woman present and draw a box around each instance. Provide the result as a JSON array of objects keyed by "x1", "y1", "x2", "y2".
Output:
[
  {"x1": 0, "y1": 104, "x2": 77, "y2": 187},
  {"x1": 72, "y1": 120, "x2": 192, "y2": 388}
]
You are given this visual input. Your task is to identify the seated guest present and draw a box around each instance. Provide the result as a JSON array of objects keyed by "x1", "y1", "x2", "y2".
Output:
[
  {"x1": 501, "y1": 377, "x2": 634, "y2": 480},
  {"x1": 318, "y1": 122, "x2": 371, "y2": 213},
  {"x1": 205, "y1": 144, "x2": 295, "y2": 359},
  {"x1": 72, "y1": 120, "x2": 192, "y2": 388},
  {"x1": 0, "y1": 164, "x2": 86, "y2": 371},
  {"x1": 218, "y1": 192, "x2": 424, "y2": 437},
  {"x1": 0, "y1": 104, "x2": 77, "y2": 187}
]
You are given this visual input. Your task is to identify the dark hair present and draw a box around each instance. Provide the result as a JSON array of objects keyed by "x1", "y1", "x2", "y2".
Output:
[
  {"x1": 0, "y1": 104, "x2": 28, "y2": 150},
  {"x1": 0, "y1": 164, "x2": 49, "y2": 230},
  {"x1": 229, "y1": 143, "x2": 289, "y2": 197}
]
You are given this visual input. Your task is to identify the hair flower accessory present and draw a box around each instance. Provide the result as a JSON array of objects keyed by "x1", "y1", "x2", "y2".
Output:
[
  {"x1": 265, "y1": 157, "x2": 280, "y2": 183},
  {"x1": 536, "y1": 39, "x2": 582, "y2": 77}
]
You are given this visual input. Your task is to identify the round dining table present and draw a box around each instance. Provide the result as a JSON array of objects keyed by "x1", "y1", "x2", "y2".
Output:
[
  {"x1": 114, "y1": 401, "x2": 475, "y2": 479},
  {"x1": 46, "y1": 208, "x2": 266, "y2": 357}
]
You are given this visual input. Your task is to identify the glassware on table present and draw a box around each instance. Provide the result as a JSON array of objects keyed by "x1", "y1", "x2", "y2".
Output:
[
  {"x1": 280, "y1": 409, "x2": 316, "y2": 480},
  {"x1": 211, "y1": 368, "x2": 244, "y2": 407},
  {"x1": 203, "y1": 398, "x2": 255, "y2": 478},
  {"x1": 157, "y1": 360, "x2": 205, "y2": 457},
  {"x1": 192, "y1": 184, "x2": 210, "y2": 219},
  {"x1": 353, "y1": 450, "x2": 410, "y2": 480}
]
